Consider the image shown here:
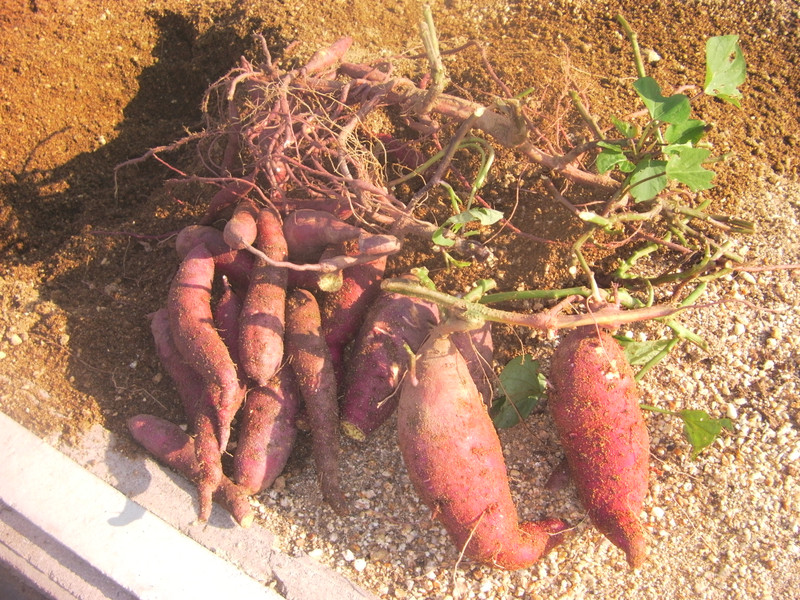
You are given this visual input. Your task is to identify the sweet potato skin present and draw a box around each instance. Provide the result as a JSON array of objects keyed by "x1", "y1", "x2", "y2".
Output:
[
  {"x1": 397, "y1": 330, "x2": 566, "y2": 570},
  {"x1": 127, "y1": 414, "x2": 254, "y2": 527},
  {"x1": 340, "y1": 280, "x2": 438, "y2": 440},
  {"x1": 548, "y1": 326, "x2": 649, "y2": 568},
  {"x1": 285, "y1": 288, "x2": 347, "y2": 514},
  {"x1": 233, "y1": 366, "x2": 300, "y2": 494},
  {"x1": 239, "y1": 208, "x2": 288, "y2": 387}
]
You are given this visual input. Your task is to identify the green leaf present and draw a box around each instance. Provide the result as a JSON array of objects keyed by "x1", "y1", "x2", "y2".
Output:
[
  {"x1": 491, "y1": 356, "x2": 545, "y2": 429},
  {"x1": 611, "y1": 117, "x2": 638, "y2": 138},
  {"x1": 445, "y1": 207, "x2": 504, "y2": 226},
  {"x1": 666, "y1": 147, "x2": 715, "y2": 190},
  {"x1": 704, "y1": 35, "x2": 746, "y2": 107},
  {"x1": 432, "y1": 226, "x2": 455, "y2": 247},
  {"x1": 615, "y1": 337, "x2": 675, "y2": 366},
  {"x1": 678, "y1": 409, "x2": 734, "y2": 459},
  {"x1": 596, "y1": 142, "x2": 635, "y2": 174},
  {"x1": 627, "y1": 159, "x2": 667, "y2": 202},
  {"x1": 665, "y1": 119, "x2": 707, "y2": 145},
  {"x1": 633, "y1": 77, "x2": 691, "y2": 124}
]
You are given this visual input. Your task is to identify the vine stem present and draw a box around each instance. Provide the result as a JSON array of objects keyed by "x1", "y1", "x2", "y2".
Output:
[{"x1": 381, "y1": 278, "x2": 696, "y2": 333}]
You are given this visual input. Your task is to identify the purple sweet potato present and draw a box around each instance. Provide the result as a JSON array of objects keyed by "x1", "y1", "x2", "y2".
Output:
[
  {"x1": 233, "y1": 366, "x2": 300, "y2": 495},
  {"x1": 548, "y1": 325, "x2": 649, "y2": 568},
  {"x1": 340, "y1": 277, "x2": 438, "y2": 441},
  {"x1": 239, "y1": 208, "x2": 288, "y2": 387},
  {"x1": 127, "y1": 414, "x2": 254, "y2": 527},
  {"x1": 284, "y1": 288, "x2": 347, "y2": 515},
  {"x1": 397, "y1": 326, "x2": 566, "y2": 569}
]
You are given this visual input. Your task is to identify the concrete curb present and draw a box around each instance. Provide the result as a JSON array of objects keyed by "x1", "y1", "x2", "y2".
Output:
[{"x1": 0, "y1": 411, "x2": 376, "y2": 600}]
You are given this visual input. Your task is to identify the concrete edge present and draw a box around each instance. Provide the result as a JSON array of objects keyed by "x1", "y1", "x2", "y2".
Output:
[{"x1": 0, "y1": 411, "x2": 282, "y2": 600}]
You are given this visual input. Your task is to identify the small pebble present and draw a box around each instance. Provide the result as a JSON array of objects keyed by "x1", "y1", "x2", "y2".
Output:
[
  {"x1": 8, "y1": 333, "x2": 23, "y2": 346},
  {"x1": 353, "y1": 558, "x2": 367, "y2": 572}
]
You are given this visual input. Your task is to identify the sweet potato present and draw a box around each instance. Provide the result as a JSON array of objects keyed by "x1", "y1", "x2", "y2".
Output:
[
  {"x1": 233, "y1": 366, "x2": 300, "y2": 494},
  {"x1": 397, "y1": 325, "x2": 566, "y2": 569},
  {"x1": 451, "y1": 321, "x2": 494, "y2": 406},
  {"x1": 127, "y1": 414, "x2": 254, "y2": 527},
  {"x1": 211, "y1": 278, "x2": 247, "y2": 451},
  {"x1": 340, "y1": 277, "x2": 438, "y2": 441},
  {"x1": 320, "y1": 247, "x2": 387, "y2": 381},
  {"x1": 223, "y1": 197, "x2": 259, "y2": 252},
  {"x1": 285, "y1": 288, "x2": 347, "y2": 514},
  {"x1": 283, "y1": 209, "x2": 362, "y2": 263},
  {"x1": 149, "y1": 307, "x2": 225, "y2": 519},
  {"x1": 175, "y1": 225, "x2": 253, "y2": 295},
  {"x1": 149, "y1": 307, "x2": 203, "y2": 421},
  {"x1": 167, "y1": 243, "x2": 240, "y2": 442},
  {"x1": 239, "y1": 208, "x2": 288, "y2": 386},
  {"x1": 548, "y1": 325, "x2": 649, "y2": 568}
]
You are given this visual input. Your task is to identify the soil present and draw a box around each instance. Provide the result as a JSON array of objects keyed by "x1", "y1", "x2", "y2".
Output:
[{"x1": 1, "y1": 1, "x2": 799, "y2": 599}]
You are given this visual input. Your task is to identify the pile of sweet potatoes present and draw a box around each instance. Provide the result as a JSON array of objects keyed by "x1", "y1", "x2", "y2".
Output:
[{"x1": 127, "y1": 36, "x2": 656, "y2": 573}]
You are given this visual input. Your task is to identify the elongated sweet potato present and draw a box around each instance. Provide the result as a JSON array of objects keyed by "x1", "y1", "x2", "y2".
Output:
[
  {"x1": 397, "y1": 325, "x2": 566, "y2": 569},
  {"x1": 239, "y1": 208, "x2": 288, "y2": 386},
  {"x1": 340, "y1": 277, "x2": 438, "y2": 441},
  {"x1": 234, "y1": 366, "x2": 300, "y2": 494},
  {"x1": 211, "y1": 278, "x2": 247, "y2": 451},
  {"x1": 321, "y1": 247, "x2": 387, "y2": 382},
  {"x1": 285, "y1": 288, "x2": 347, "y2": 514},
  {"x1": 167, "y1": 243, "x2": 240, "y2": 442},
  {"x1": 548, "y1": 325, "x2": 649, "y2": 568},
  {"x1": 149, "y1": 307, "x2": 203, "y2": 421},
  {"x1": 175, "y1": 225, "x2": 253, "y2": 298},
  {"x1": 127, "y1": 414, "x2": 254, "y2": 527}
]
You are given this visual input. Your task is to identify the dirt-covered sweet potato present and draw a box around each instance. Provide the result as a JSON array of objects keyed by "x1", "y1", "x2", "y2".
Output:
[
  {"x1": 239, "y1": 208, "x2": 288, "y2": 387},
  {"x1": 127, "y1": 414, "x2": 254, "y2": 527},
  {"x1": 285, "y1": 288, "x2": 347, "y2": 515},
  {"x1": 397, "y1": 324, "x2": 566, "y2": 569},
  {"x1": 548, "y1": 325, "x2": 649, "y2": 568},
  {"x1": 233, "y1": 366, "x2": 300, "y2": 495}
]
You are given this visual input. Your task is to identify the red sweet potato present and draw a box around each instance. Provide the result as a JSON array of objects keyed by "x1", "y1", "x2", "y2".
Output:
[
  {"x1": 149, "y1": 307, "x2": 203, "y2": 421},
  {"x1": 397, "y1": 325, "x2": 566, "y2": 569},
  {"x1": 127, "y1": 414, "x2": 254, "y2": 527},
  {"x1": 239, "y1": 208, "x2": 288, "y2": 387},
  {"x1": 285, "y1": 288, "x2": 347, "y2": 515},
  {"x1": 233, "y1": 366, "x2": 300, "y2": 494},
  {"x1": 548, "y1": 325, "x2": 649, "y2": 568},
  {"x1": 223, "y1": 197, "x2": 259, "y2": 252},
  {"x1": 451, "y1": 321, "x2": 495, "y2": 406},
  {"x1": 211, "y1": 278, "x2": 247, "y2": 451},
  {"x1": 167, "y1": 243, "x2": 240, "y2": 443},
  {"x1": 175, "y1": 225, "x2": 253, "y2": 295},
  {"x1": 320, "y1": 247, "x2": 387, "y2": 382},
  {"x1": 340, "y1": 276, "x2": 438, "y2": 441},
  {"x1": 283, "y1": 209, "x2": 362, "y2": 263},
  {"x1": 149, "y1": 307, "x2": 225, "y2": 519}
]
